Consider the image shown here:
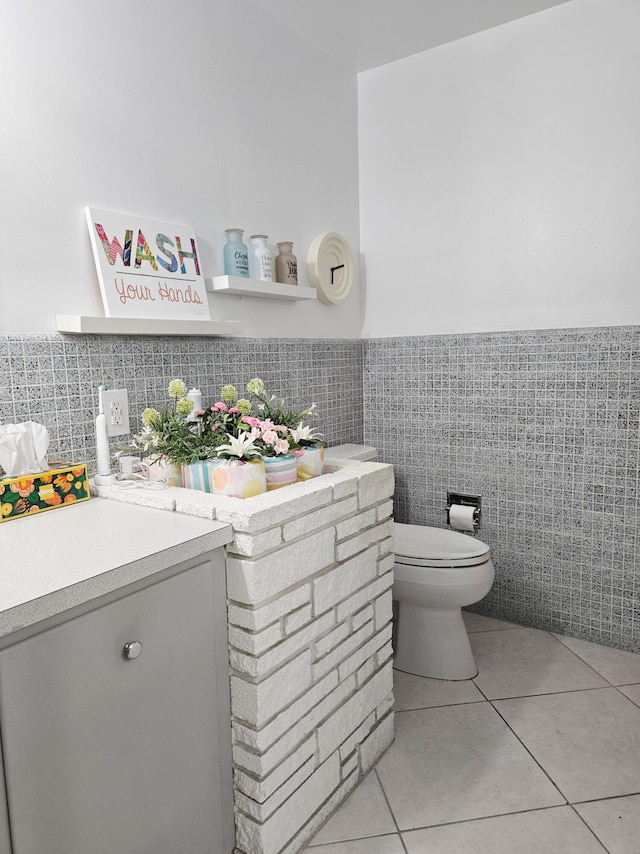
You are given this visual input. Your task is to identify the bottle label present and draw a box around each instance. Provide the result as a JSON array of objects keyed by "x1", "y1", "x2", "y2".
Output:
[
  {"x1": 234, "y1": 250, "x2": 249, "y2": 275},
  {"x1": 260, "y1": 256, "x2": 272, "y2": 279}
]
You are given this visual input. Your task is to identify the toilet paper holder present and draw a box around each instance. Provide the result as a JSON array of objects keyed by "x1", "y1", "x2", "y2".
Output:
[{"x1": 446, "y1": 491, "x2": 482, "y2": 531}]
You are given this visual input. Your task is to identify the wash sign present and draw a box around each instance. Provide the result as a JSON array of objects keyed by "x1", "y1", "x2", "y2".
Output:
[{"x1": 85, "y1": 207, "x2": 211, "y2": 321}]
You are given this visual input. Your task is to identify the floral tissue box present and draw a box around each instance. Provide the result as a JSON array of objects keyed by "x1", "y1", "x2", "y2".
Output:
[{"x1": 0, "y1": 463, "x2": 90, "y2": 523}]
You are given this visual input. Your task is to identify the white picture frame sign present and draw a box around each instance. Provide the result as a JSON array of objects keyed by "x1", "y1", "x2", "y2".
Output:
[{"x1": 85, "y1": 207, "x2": 211, "y2": 321}]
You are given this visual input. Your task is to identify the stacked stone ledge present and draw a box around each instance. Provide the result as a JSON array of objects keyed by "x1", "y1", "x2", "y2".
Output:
[
  {"x1": 224, "y1": 462, "x2": 395, "y2": 854},
  {"x1": 93, "y1": 460, "x2": 395, "y2": 854}
]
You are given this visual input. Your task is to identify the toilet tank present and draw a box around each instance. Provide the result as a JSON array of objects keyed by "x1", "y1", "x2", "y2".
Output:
[{"x1": 325, "y1": 444, "x2": 378, "y2": 462}]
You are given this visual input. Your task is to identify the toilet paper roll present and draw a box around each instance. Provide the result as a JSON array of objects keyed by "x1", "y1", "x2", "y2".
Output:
[{"x1": 449, "y1": 504, "x2": 476, "y2": 532}]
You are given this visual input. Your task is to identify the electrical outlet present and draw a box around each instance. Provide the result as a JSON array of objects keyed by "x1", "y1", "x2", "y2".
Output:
[{"x1": 102, "y1": 388, "x2": 130, "y2": 437}]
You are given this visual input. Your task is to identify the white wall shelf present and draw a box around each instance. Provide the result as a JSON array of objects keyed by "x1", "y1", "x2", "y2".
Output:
[
  {"x1": 206, "y1": 276, "x2": 318, "y2": 302},
  {"x1": 55, "y1": 315, "x2": 244, "y2": 337}
]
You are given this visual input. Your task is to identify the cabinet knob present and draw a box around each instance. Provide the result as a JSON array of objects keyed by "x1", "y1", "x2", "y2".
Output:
[{"x1": 123, "y1": 641, "x2": 143, "y2": 660}]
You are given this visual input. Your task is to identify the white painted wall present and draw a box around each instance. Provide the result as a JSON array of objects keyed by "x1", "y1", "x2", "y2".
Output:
[
  {"x1": 0, "y1": 0, "x2": 361, "y2": 337},
  {"x1": 358, "y1": 0, "x2": 640, "y2": 337}
]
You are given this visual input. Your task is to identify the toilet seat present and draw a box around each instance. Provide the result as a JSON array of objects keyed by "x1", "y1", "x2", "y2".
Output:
[{"x1": 394, "y1": 522, "x2": 490, "y2": 568}]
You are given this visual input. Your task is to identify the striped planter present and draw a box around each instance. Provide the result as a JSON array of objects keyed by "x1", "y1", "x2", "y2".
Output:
[
  {"x1": 296, "y1": 446, "x2": 325, "y2": 482},
  {"x1": 181, "y1": 459, "x2": 266, "y2": 499},
  {"x1": 263, "y1": 454, "x2": 298, "y2": 491}
]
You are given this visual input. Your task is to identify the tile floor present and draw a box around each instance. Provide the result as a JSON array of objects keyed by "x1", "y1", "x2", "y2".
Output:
[{"x1": 303, "y1": 613, "x2": 640, "y2": 853}]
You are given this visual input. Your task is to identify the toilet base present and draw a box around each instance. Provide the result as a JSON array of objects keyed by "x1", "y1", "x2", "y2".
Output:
[{"x1": 394, "y1": 601, "x2": 477, "y2": 680}]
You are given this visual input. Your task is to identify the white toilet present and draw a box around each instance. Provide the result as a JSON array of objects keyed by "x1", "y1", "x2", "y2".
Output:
[{"x1": 326, "y1": 444, "x2": 495, "y2": 680}]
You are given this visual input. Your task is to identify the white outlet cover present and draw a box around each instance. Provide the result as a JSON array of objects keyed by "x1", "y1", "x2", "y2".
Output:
[{"x1": 102, "y1": 389, "x2": 130, "y2": 437}]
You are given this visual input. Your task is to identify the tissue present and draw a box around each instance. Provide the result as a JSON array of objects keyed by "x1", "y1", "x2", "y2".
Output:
[{"x1": 0, "y1": 422, "x2": 50, "y2": 477}]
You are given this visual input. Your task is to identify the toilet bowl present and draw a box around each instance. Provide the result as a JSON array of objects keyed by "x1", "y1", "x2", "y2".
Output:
[
  {"x1": 393, "y1": 523, "x2": 494, "y2": 680},
  {"x1": 326, "y1": 444, "x2": 495, "y2": 681}
]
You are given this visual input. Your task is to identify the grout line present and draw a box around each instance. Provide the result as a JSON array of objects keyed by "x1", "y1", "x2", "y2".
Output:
[
  {"x1": 547, "y1": 634, "x2": 627, "y2": 688},
  {"x1": 373, "y1": 766, "x2": 410, "y2": 854},
  {"x1": 398, "y1": 803, "x2": 589, "y2": 835},
  {"x1": 568, "y1": 803, "x2": 613, "y2": 854},
  {"x1": 488, "y1": 698, "x2": 569, "y2": 804},
  {"x1": 484, "y1": 685, "x2": 616, "y2": 702},
  {"x1": 571, "y1": 789, "x2": 640, "y2": 806},
  {"x1": 394, "y1": 698, "x2": 486, "y2": 714}
]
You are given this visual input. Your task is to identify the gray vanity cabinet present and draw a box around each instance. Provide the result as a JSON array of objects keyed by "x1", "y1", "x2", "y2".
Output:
[{"x1": 0, "y1": 555, "x2": 234, "y2": 854}]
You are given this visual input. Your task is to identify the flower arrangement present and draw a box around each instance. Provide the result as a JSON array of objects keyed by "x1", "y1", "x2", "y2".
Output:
[
  {"x1": 134, "y1": 378, "x2": 323, "y2": 469},
  {"x1": 192, "y1": 379, "x2": 322, "y2": 463},
  {"x1": 131, "y1": 379, "x2": 201, "y2": 466}
]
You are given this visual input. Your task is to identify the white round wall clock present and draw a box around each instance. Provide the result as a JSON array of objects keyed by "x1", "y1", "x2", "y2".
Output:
[{"x1": 306, "y1": 232, "x2": 355, "y2": 305}]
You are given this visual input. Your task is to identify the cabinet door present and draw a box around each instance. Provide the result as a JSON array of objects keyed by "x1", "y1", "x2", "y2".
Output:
[
  {"x1": 0, "y1": 559, "x2": 233, "y2": 854},
  {"x1": 0, "y1": 734, "x2": 11, "y2": 854}
]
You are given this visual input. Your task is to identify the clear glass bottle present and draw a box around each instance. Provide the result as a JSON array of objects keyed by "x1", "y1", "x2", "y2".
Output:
[
  {"x1": 223, "y1": 228, "x2": 249, "y2": 278},
  {"x1": 275, "y1": 241, "x2": 298, "y2": 285},
  {"x1": 249, "y1": 234, "x2": 272, "y2": 281}
]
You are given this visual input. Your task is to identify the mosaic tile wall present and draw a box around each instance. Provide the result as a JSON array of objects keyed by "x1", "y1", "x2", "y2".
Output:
[
  {"x1": 0, "y1": 334, "x2": 364, "y2": 475},
  {"x1": 3, "y1": 328, "x2": 639, "y2": 652},
  {"x1": 363, "y1": 327, "x2": 640, "y2": 653}
]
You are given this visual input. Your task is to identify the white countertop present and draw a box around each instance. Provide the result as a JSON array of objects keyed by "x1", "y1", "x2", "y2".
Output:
[{"x1": 0, "y1": 497, "x2": 232, "y2": 640}]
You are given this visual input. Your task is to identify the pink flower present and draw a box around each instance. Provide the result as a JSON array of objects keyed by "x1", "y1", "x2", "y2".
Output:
[
  {"x1": 214, "y1": 401, "x2": 228, "y2": 411},
  {"x1": 193, "y1": 409, "x2": 205, "y2": 417},
  {"x1": 262, "y1": 429, "x2": 278, "y2": 445},
  {"x1": 274, "y1": 438, "x2": 290, "y2": 454},
  {"x1": 242, "y1": 416, "x2": 260, "y2": 428},
  {"x1": 259, "y1": 418, "x2": 276, "y2": 432},
  {"x1": 229, "y1": 407, "x2": 241, "y2": 414}
]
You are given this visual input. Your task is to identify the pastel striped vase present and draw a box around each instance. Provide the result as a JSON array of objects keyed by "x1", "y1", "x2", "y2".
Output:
[
  {"x1": 263, "y1": 454, "x2": 298, "y2": 491},
  {"x1": 144, "y1": 456, "x2": 180, "y2": 487},
  {"x1": 296, "y1": 446, "x2": 325, "y2": 481},
  {"x1": 182, "y1": 459, "x2": 266, "y2": 498}
]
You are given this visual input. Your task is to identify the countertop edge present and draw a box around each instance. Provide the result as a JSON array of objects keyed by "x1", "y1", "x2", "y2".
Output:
[{"x1": 1, "y1": 506, "x2": 232, "y2": 641}]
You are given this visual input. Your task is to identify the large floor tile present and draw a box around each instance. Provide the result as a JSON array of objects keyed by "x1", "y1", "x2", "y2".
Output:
[
  {"x1": 307, "y1": 771, "x2": 396, "y2": 845},
  {"x1": 575, "y1": 794, "x2": 640, "y2": 854},
  {"x1": 495, "y1": 688, "x2": 640, "y2": 802},
  {"x1": 393, "y1": 668, "x2": 484, "y2": 711},
  {"x1": 463, "y1": 611, "x2": 523, "y2": 632},
  {"x1": 402, "y1": 806, "x2": 607, "y2": 853},
  {"x1": 375, "y1": 703, "x2": 564, "y2": 830},
  {"x1": 304, "y1": 834, "x2": 404, "y2": 853},
  {"x1": 471, "y1": 628, "x2": 608, "y2": 699},
  {"x1": 553, "y1": 633, "x2": 640, "y2": 685},
  {"x1": 618, "y1": 683, "x2": 640, "y2": 707}
]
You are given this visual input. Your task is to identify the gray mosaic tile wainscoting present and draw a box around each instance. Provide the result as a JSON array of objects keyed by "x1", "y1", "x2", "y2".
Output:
[
  {"x1": 0, "y1": 334, "x2": 364, "y2": 476},
  {"x1": 363, "y1": 327, "x2": 640, "y2": 653},
  {"x1": 3, "y1": 327, "x2": 639, "y2": 653}
]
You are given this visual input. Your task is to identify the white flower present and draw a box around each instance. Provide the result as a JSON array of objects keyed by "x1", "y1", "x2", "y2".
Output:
[
  {"x1": 294, "y1": 422, "x2": 322, "y2": 442},
  {"x1": 216, "y1": 433, "x2": 261, "y2": 460},
  {"x1": 136, "y1": 426, "x2": 160, "y2": 450}
]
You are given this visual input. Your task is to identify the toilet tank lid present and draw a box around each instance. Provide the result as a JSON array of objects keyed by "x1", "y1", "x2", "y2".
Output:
[
  {"x1": 394, "y1": 522, "x2": 490, "y2": 562},
  {"x1": 325, "y1": 444, "x2": 378, "y2": 461}
]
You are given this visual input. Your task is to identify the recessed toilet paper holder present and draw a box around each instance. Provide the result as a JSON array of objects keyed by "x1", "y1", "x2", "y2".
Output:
[{"x1": 446, "y1": 491, "x2": 482, "y2": 531}]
